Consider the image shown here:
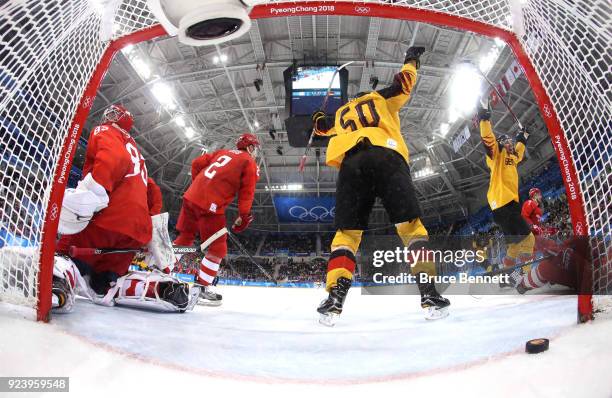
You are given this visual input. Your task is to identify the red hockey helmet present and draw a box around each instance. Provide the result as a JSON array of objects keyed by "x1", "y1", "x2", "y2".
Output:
[
  {"x1": 102, "y1": 104, "x2": 133, "y2": 133},
  {"x1": 236, "y1": 133, "x2": 260, "y2": 150},
  {"x1": 529, "y1": 187, "x2": 542, "y2": 199}
]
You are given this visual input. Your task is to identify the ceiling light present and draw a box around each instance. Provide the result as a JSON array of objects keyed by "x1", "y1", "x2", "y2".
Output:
[
  {"x1": 184, "y1": 127, "x2": 195, "y2": 138},
  {"x1": 253, "y1": 120, "x2": 259, "y2": 129},
  {"x1": 174, "y1": 115, "x2": 185, "y2": 127},
  {"x1": 151, "y1": 82, "x2": 176, "y2": 110},
  {"x1": 449, "y1": 63, "x2": 482, "y2": 117},
  {"x1": 220, "y1": 54, "x2": 228, "y2": 63},
  {"x1": 131, "y1": 57, "x2": 151, "y2": 80},
  {"x1": 213, "y1": 55, "x2": 220, "y2": 64},
  {"x1": 440, "y1": 123, "x2": 450, "y2": 136}
]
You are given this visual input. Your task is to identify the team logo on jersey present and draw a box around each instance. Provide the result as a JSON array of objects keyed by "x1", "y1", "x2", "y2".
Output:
[{"x1": 93, "y1": 125, "x2": 109, "y2": 135}]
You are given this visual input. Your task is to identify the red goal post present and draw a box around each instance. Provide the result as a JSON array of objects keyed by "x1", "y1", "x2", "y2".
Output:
[{"x1": 0, "y1": 0, "x2": 608, "y2": 322}]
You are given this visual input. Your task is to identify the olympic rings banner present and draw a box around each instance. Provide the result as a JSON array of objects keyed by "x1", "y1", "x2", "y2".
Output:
[{"x1": 273, "y1": 196, "x2": 336, "y2": 223}]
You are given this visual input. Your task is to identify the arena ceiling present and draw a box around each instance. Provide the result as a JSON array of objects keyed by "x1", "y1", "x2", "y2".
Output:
[{"x1": 82, "y1": 14, "x2": 556, "y2": 232}]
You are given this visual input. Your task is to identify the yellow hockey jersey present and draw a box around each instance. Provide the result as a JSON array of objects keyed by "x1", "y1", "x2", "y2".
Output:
[
  {"x1": 480, "y1": 120, "x2": 525, "y2": 210},
  {"x1": 315, "y1": 63, "x2": 417, "y2": 169}
]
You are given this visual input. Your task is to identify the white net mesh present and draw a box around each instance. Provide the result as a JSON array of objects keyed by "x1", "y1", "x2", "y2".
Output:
[{"x1": 0, "y1": 0, "x2": 609, "y2": 317}]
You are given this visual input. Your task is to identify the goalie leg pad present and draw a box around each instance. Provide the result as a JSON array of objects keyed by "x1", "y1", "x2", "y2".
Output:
[{"x1": 106, "y1": 271, "x2": 198, "y2": 312}]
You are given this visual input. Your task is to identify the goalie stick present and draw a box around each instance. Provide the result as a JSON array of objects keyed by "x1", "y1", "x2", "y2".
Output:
[
  {"x1": 458, "y1": 60, "x2": 524, "y2": 130},
  {"x1": 298, "y1": 61, "x2": 354, "y2": 172},
  {"x1": 68, "y1": 227, "x2": 228, "y2": 257}
]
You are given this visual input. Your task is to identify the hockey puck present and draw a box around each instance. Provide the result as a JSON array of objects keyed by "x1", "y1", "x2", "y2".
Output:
[{"x1": 525, "y1": 338, "x2": 549, "y2": 354}]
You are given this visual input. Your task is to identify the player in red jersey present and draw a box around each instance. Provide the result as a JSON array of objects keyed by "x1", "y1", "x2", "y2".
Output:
[
  {"x1": 147, "y1": 177, "x2": 163, "y2": 216},
  {"x1": 173, "y1": 133, "x2": 260, "y2": 305},
  {"x1": 521, "y1": 187, "x2": 559, "y2": 255},
  {"x1": 53, "y1": 105, "x2": 194, "y2": 313},
  {"x1": 522, "y1": 188, "x2": 543, "y2": 235}
]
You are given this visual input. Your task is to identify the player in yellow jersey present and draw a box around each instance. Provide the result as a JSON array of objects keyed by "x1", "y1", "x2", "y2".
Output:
[
  {"x1": 477, "y1": 99, "x2": 535, "y2": 277},
  {"x1": 312, "y1": 47, "x2": 450, "y2": 324}
]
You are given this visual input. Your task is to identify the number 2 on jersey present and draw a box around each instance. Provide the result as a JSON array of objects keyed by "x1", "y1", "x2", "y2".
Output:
[
  {"x1": 339, "y1": 98, "x2": 381, "y2": 132},
  {"x1": 204, "y1": 155, "x2": 232, "y2": 179}
]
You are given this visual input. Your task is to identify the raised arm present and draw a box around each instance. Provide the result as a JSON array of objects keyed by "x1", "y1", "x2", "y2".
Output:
[
  {"x1": 377, "y1": 46, "x2": 424, "y2": 114},
  {"x1": 477, "y1": 99, "x2": 498, "y2": 159}
]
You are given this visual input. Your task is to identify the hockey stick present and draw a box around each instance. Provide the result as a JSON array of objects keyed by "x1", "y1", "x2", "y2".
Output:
[
  {"x1": 68, "y1": 227, "x2": 228, "y2": 257},
  {"x1": 298, "y1": 61, "x2": 354, "y2": 172},
  {"x1": 480, "y1": 254, "x2": 555, "y2": 277},
  {"x1": 458, "y1": 60, "x2": 524, "y2": 130},
  {"x1": 226, "y1": 230, "x2": 277, "y2": 285}
]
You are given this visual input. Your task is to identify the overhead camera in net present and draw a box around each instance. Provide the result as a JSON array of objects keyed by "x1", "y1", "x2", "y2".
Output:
[{"x1": 146, "y1": 0, "x2": 265, "y2": 46}]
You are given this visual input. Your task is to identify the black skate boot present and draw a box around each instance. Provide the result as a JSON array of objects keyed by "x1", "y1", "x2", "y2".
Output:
[
  {"x1": 198, "y1": 285, "x2": 223, "y2": 307},
  {"x1": 317, "y1": 277, "x2": 352, "y2": 326},
  {"x1": 51, "y1": 276, "x2": 75, "y2": 313},
  {"x1": 417, "y1": 273, "x2": 450, "y2": 320}
]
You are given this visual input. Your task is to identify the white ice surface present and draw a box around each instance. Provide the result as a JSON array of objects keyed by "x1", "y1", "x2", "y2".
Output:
[{"x1": 1, "y1": 286, "x2": 611, "y2": 397}]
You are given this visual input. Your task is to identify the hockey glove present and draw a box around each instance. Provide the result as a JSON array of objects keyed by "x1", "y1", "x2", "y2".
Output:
[
  {"x1": 58, "y1": 173, "x2": 109, "y2": 235},
  {"x1": 477, "y1": 97, "x2": 491, "y2": 121},
  {"x1": 232, "y1": 213, "x2": 253, "y2": 233},
  {"x1": 404, "y1": 46, "x2": 426, "y2": 69},
  {"x1": 516, "y1": 127, "x2": 529, "y2": 144}
]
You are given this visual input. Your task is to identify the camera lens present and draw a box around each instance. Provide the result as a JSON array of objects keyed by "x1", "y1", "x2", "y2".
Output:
[{"x1": 187, "y1": 18, "x2": 242, "y2": 40}]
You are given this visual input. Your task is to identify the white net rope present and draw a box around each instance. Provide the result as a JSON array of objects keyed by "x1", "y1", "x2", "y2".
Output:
[{"x1": 0, "y1": 0, "x2": 609, "y2": 313}]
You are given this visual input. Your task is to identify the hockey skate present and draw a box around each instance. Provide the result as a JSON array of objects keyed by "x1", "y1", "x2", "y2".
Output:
[
  {"x1": 197, "y1": 285, "x2": 223, "y2": 306},
  {"x1": 417, "y1": 274, "x2": 450, "y2": 320},
  {"x1": 317, "y1": 277, "x2": 351, "y2": 327},
  {"x1": 421, "y1": 294, "x2": 451, "y2": 320}
]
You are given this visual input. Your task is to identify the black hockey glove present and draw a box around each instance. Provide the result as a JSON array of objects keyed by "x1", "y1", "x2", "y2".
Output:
[
  {"x1": 477, "y1": 98, "x2": 491, "y2": 121},
  {"x1": 516, "y1": 127, "x2": 529, "y2": 145},
  {"x1": 404, "y1": 46, "x2": 426, "y2": 69},
  {"x1": 311, "y1": 111, "x2": 333, "y2": 132}
]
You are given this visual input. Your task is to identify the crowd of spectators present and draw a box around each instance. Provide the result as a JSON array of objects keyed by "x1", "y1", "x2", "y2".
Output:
[{"x1": 260, "y1": 233, "x2": 316, "y2": 256}]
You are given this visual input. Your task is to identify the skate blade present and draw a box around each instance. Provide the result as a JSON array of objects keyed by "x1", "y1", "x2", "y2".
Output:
[
  {"x1": 318, "y1": 313, "x2": 338, "y2": 327},
  {"x1": 425, "y1": 306, "x2": 449, "y2": 320},
  {"x1": 197, "y1": 300, "x2": 223, "y2": 307}
]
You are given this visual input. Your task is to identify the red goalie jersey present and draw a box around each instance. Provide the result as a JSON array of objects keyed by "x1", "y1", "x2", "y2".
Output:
[
  {"x1": 82, "y1": 123, "x2": 152, "y2": 244},
  {"x1": 183, "y1": 149, "x2": 259, "y2": 215}
]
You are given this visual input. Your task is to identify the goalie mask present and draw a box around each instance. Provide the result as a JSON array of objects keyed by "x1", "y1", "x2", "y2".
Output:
[{"x1": 102, "y1": 104, "x2": 133, "y2": 133}]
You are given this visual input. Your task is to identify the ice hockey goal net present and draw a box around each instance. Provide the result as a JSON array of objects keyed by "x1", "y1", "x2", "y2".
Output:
[{"x1": 0, "y1": 0, "x2": 609, "y2": 321}]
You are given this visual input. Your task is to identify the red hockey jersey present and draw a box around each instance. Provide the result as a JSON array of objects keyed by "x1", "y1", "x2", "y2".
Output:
[
  {"x1": 83, "y1": 124, "x2": 152, "y2": 244},
  {"x1": 184, "y1": 149, "x2": 259, "y2": 215},
  {"x1": 147, "y1": 177, "x2": 163, "y2": 215},
  {"x1": 521, "y1": 199, "x2": 542, "y2": 226}
]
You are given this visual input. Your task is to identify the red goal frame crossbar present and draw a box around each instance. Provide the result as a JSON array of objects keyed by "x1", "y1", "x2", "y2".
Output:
[{"x1": 37, "y1": 1, "x2": 591, "y2": 321}]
